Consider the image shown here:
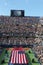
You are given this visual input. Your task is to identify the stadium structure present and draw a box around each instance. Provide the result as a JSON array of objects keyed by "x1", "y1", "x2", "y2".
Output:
[{"x1": 0, "y1": 10, "x2": 43, "y2": 65}]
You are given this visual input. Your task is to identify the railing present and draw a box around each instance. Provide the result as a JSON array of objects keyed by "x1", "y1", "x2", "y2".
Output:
[
  {"x1": 0, "y1": 32, "x2": 36, "y2": 38},
  {"x1": 0, "y1": 44, "x2": 33, "y2": 48}
]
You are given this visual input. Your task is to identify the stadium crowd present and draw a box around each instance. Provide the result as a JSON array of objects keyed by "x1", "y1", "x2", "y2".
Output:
[
  {"x1": 0, "y1": 16, "x2": 43, "y2": 65},
  {"x1": 0, "y1": 37, "x2": 35, "y2": 45}
]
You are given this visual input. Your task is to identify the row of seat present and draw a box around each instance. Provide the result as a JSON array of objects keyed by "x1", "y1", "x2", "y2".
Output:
[
  {"x1": 0, "y1": 23, "x2": 36, "y2": 33},
  {"x1": 0, "y1": 16, "x2": 39, "y2": 33},
  {"x1": 0, "y1": 38, "x2": 35, "y2": 45}
]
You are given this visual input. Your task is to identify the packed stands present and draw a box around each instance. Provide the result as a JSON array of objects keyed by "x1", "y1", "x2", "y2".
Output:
[
  {"x1": 32, "y1": 45, "x2": 43, "y2": 65},
  {"x1": 0, "y1": 15, "x2": 43, "y2": 65}
]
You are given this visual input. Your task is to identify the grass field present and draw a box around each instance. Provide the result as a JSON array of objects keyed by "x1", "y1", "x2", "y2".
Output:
[
  {"x1": 25, "y1": 49, "x2": 40, "y2": 65},
  {"x1": 0, "y1": 48, "x2": 40, "y2": 65}
]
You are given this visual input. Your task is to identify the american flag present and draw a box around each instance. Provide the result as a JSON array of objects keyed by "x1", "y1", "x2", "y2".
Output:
[{"x1": 10, "y1": 49, "x2": 28, "y2": 64}]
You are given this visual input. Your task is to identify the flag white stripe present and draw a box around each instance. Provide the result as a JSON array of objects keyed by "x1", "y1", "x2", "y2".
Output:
[
  {"x1": 13, "y1": 51, "x2": 16, "y2": 63},
  {"x1": 21, "y1": 54, "x2": 24, "y2": 64},
  {"x1": 19, "y1": 53, "x2": 21, "y2": 64},
  {"x1": 23, "y1": 54, "x2": 27, "y2": 64},
  {"x1": 11, "y1": 51, "x2": 14, "y2": 63},
  {"x1": 16, "y1": 50, "x2": 18, "y2": 63}
]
